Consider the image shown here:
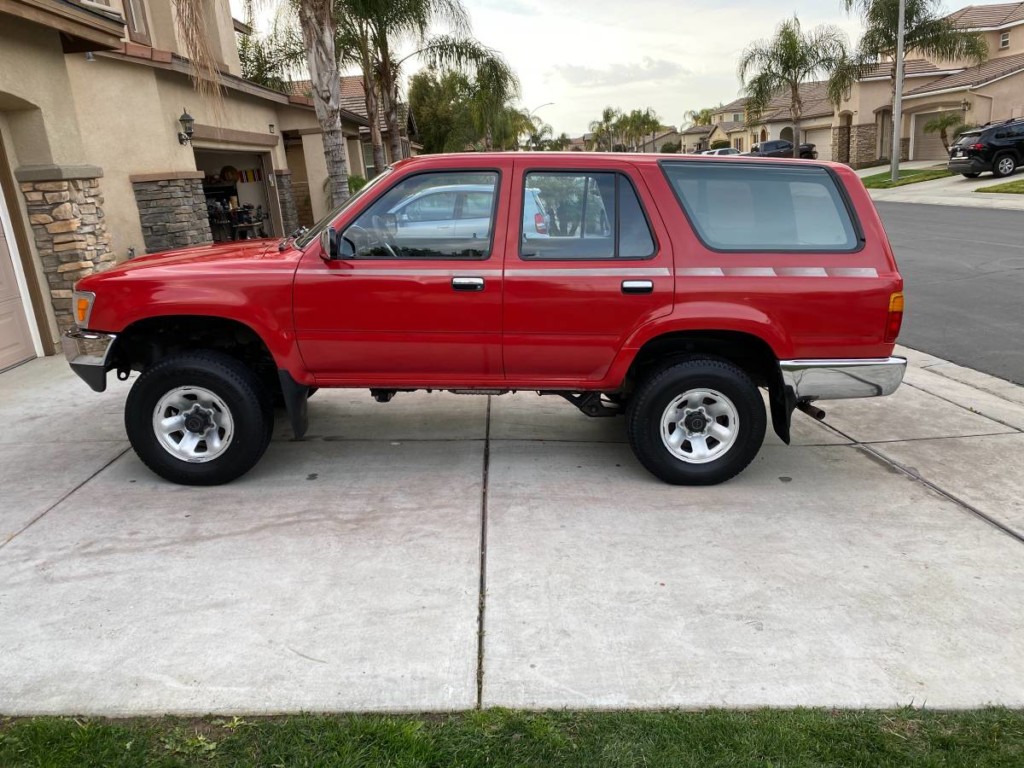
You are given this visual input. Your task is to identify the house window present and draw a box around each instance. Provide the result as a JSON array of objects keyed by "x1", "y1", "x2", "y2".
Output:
[
  {"x1": 733, "y1": 113, "x2": 742, "y2": 122},
  {"x1": 361, "y1": 142, "x2": 377, "y2": 179},
  {"x1": 123, "y1": 0, "x2": 152, "y2": 46},
  {"x1": 1000, "y1": 31, "x2": 1010, "y2": 49},
  {"x1": 733, "y1": 137, "x2": 744, "y2": 151}
]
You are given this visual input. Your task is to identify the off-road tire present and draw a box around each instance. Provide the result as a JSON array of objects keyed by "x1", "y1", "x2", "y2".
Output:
[
  {"x1": 125, "y1": 351, "x2": 273, "y2": 485},
  {"x1": 626, "y1": 358, "x2": 766, "y2": 485}
]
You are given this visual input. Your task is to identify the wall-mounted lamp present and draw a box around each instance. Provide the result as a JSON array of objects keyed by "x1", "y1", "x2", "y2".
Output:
[
  {"x1": 177, "y1": 108, "x2": 195, "y2": 145},
  {"x1": 960, "y1": 98, "x2": 970, "y2": 112},
  {"x1": 84, "y1": 52, "x2": 96, "y2": 63},
  {"x1": 269, "y1": 123, "x2": 276, "y2": 134}
]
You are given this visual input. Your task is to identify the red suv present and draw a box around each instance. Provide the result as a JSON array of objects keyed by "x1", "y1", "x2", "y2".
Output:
[{"x1": 64, "y1": 153, "x2": 906, "y2": 486}]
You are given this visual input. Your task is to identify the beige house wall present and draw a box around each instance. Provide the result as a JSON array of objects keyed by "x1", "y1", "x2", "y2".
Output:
[{"x1": 301, "y1": 133, "x2": 330, "y2": 220}]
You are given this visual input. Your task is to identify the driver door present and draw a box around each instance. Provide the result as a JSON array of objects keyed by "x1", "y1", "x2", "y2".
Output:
[{"x1": 292, "y1": 169, "x2": 509, "y2": 385}]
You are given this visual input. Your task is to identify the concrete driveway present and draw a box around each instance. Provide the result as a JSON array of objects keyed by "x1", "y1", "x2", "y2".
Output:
[
  {"x1": 863, "y1": 165, "x2": 1024, "y2": 210},
  {"x1": 1, "y1": 347, "x2": 1023, "y2": 715}
]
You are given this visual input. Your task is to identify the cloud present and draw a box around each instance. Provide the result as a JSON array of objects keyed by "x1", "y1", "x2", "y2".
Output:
[{"x1": 553, "y1": 57, "x2": 690, "y2": 89}]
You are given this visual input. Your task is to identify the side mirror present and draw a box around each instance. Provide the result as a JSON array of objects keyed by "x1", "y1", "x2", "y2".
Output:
[{"x1": 319, "y1": 226, "x2": 339, "y2": 260}]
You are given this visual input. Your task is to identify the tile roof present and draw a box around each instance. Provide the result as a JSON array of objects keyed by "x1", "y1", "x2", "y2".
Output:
[
  {"x1": 286, "y1": 75, "x2": 391, "y2": 133},
  {"x1": 714, "y1": 96, "x2": 749, "y2": 114},
  {"x1": 755, "y1": 80, "x2": 835, "y2": 123},
  {"x1": 856, "y1": 59, "x2": 959, "y2": 79},
  {"x1": 715, "y1": 120, "x2": 746, "y2": 133},
  {"x1": 681, "y1": 124, "x2": 714, "y2": 136},
  {"x1": 904, "y1": 50, "x2": 1024, "y2": 95},
  {"x1": 946, "y1": 2, "x2": 1024, "y2": 29}
]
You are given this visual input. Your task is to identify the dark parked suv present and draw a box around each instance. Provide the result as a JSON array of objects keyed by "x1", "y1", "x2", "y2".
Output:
[
  {"x1": 948, "y1": 117, "x2": 1024, "y2": 178},
  {"x1": 743, "y1": 139, "x2": 818, "y2": 159}
]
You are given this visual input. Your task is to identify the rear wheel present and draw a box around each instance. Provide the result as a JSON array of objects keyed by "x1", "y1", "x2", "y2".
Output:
[
  {"x1": 992, "y1": 153, "x2": 1017, "y2": 178},
  {"x1": 125, "y1": 351, "x2": 273, "y2": 485},
  {"x1": 961, "y1": 172, "x2": 980, "y2": 179},
  {"x1": 626, "y1": 359, "x2": 766, "y2": 485}
]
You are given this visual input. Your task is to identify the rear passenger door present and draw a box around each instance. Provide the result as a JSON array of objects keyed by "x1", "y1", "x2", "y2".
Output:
[{"x1": 502, "y1": 161, "x2": 674, "y2": 383}]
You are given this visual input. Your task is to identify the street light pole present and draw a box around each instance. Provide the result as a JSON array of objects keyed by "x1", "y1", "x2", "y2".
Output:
[{"x1": 890, "y1": 0, "x2": 907, "y2": 183}]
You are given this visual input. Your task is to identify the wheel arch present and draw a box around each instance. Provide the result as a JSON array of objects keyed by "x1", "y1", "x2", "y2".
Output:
[{"x1": 620, "y1": 327, "x2": 795, "y2": 445}]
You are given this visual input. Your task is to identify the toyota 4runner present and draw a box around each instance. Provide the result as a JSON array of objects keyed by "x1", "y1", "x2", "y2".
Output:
[{"x1": 64, "y1": 153, "x2": 906, "y2": 486}]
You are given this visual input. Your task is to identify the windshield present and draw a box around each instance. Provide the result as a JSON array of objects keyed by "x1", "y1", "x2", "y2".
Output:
[{"x1": 295, "y1": 168, "x2": 393, "y2": 248}]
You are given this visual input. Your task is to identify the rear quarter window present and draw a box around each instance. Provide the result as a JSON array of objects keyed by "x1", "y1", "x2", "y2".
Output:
[{"x1": 661, "y1": 162, "x2": 860, "y2": 252}]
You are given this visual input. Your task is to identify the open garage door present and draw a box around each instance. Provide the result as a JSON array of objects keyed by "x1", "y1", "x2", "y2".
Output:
[
  {"x1": 913, "y1": 111, "x2": 955, "y2": 160},
  {"x1": 805, "y1": 127, "x2": 832, "y2": 161}
]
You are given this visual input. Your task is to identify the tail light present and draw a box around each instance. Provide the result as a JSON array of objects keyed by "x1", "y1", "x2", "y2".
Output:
[
  {"x1": 534, "y1": 212, "x2": 548, "y2": 234},
  {"x1": 970, "y1": 143, "x2": 985, "y2": 151},
  {"x1": 885, "y1": 292, "x2": 904, "y2": 343}
]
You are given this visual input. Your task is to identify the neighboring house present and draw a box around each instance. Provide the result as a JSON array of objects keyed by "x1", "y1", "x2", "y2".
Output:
[
  {"x1": 0, "y1": 0, "x2": 368, "y2": 370},
  {"x1": 745, "y1": 81, "x2": 838, "y2": 160},
  {"x1": 286, "y1": 75, "x2": 419, "y2": 180},
  {"x1": 680, "y1": 124, "x2": 714, "y2": 153},
  {"x1": 636, "y1": 126, "x2": 681, "y2": 153},
  {"x1": 835, "y1": 1, "x2": 1024, "y2": 165}
]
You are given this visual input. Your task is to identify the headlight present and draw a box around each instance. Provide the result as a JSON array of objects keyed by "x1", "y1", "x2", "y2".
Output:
[{"x1": 73, "y1": 291, "x2": 95, "y2": 328}]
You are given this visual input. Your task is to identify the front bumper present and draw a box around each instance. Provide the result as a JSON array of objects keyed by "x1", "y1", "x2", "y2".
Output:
[
  {"x1": 62, "y1": 329, "x2": 117, "y2": 392},
  {"x1": 780, "y1": 357, "x2": 906, "y2": 401}
]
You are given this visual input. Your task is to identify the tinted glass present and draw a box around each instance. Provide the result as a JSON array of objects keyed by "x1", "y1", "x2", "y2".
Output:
[
  {"x1": 461, "y1": 191, "x2": 493, "y2": 219},
  {"x1": 520, "y1": 172, "x2": 655, "y2": 260},
  {"x1": 343, "y1": 172, "x2": 498, "y2": 259},
  {"x1": 954, "y1": 132, "x2": 981, "y2": 146},
  {"x1": 662, "y1": 162, "x2": 859, "y2": 251}
]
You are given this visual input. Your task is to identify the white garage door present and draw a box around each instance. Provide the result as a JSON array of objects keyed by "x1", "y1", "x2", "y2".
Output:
[
  {"x1": 0, "y1": 193, "x2": 36, "y2": 372},
  {"x1": 913, "y1": 111, "x2": 954, "y2": 160},
  {"x1": 805, "y1": 127, "x2": 832, "y2": 162}
]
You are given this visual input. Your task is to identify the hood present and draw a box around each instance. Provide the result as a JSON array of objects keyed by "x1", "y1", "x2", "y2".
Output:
[{"x1": 108, "y1": 239, "x2": 278, "y2": 274}]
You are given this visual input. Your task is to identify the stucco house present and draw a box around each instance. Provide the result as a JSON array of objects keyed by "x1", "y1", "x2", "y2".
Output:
[{"x1": 0, "y1": 0, "x2": 368, "y2": 371}]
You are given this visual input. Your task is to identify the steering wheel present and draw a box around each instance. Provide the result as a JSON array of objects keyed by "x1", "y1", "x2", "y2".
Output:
[
  {"x1": 371, "y1": 215, "x2": 400, "y2": 258},
  {"x1": 345, "y1": 222, "x2": 398, "y2": 259}
]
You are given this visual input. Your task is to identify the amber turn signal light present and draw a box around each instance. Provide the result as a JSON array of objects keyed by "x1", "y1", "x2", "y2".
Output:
[{"x1": 885, "y1": 291, "x2": 904, "y2": 343}]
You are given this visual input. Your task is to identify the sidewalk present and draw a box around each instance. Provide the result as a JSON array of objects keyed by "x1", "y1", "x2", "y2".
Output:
[
  {"x1": 857, "y1": 163, "x2": 1024, "y2": 210},
  {"x1": 1, "y1": 347, "x2": 1023, "y2": 715}
]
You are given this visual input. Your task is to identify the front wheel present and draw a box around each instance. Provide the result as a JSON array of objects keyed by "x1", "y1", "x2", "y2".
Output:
[
  {"x1": 626, "y1": 359, "x2": 766, "y2": 485},
  {"x1": 125, "y1": 351, "x2": 273, "y2": 485}
]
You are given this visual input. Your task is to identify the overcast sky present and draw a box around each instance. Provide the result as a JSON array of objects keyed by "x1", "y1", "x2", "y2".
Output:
[{"x1": 231, "y1": 0, "x2": 1006, "y2": 136}]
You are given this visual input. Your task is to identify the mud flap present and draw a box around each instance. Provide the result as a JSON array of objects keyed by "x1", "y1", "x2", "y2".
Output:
[
  {"x1": 277, "y1": 369, "x2": 310, "y2": 439},
  {"x1": 769, "y1": 366, "x2": 797, "y2": 445}
]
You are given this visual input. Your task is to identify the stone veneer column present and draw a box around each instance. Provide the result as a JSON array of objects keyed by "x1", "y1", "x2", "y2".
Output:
[
  {"x1": 275, "y1": 170, "x2": 299, "y2": 235},
  {"x1": 831, "y1": 126, "x2": 851, "y2": 165},
  {"x1": 849, "y1": 123, "x2": 879, "y2": 168},
  {"x1": 130, "y1": 172, "x2": 212, "y2": 254},
  {"x1": 17, "y1": 173, "x2": 115, "y2": 332},
  {"x1": 900, "y1": 138, "x2": 910, "y2": 162}
]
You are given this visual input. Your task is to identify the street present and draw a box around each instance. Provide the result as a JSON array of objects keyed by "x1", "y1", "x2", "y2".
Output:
[{"x1": 876, "y1": 201, "x2": 1024, "y2": 385}]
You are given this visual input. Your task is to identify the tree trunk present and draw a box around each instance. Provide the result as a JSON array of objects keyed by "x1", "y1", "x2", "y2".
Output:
[
  {"x1": 790, "y1": 84, "x2": 802, "y2": 157},
  {"x1": 358, "y1": 46, "x2": 386, "y2": 176},
  {"x1": 376, "y1": 42, "x2": 406, "y2": 162},
  {"x1": 297, "y1": 1, "x2": 348, "y2": 206}
]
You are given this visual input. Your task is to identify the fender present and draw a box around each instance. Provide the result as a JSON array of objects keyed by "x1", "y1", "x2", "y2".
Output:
[
  {"x1": 83, "y1": 273, "x2": 312, "y2": 386},
  {"x1": 600, "y1": 301, "x2": 793, "y2": 388}
]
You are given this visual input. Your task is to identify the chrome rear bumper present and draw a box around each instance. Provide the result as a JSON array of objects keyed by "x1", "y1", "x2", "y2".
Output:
[
  {"x1": 62, "y1": 329, "x2": 117, "y2": 392},
  {"x1": 780, "y1": 357, "x2": 906, "y2": 401}
]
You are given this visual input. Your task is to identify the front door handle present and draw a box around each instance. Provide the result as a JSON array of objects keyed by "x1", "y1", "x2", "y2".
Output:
[
  {"x1": 452, "y1": 276, "x2": 485, "y2": 292},
  {"x1": 621, "y1": 280, "x2": 653, "y2": 294}
]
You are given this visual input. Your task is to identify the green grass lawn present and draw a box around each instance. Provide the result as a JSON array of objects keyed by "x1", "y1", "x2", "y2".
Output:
[
  {"x1": 2, "y1": 708, "x2": 1023, "y2": 767},
  {"x1": 975, "y1": 178, "x2": 1024, "y2": 194},
  {"x1": 860, "y1": 168, "x2": 953, "y2": 189}
]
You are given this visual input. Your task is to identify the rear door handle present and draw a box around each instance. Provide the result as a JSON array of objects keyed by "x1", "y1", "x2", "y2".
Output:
[
  {"x1": 452, "y1": 276, "x2": 485, "y2": 292},
  {"x1": 621, "y1": 280, "x2": 653, "y2": 294}
]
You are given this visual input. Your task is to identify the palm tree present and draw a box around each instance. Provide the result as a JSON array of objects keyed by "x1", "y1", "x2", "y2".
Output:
[
  {"x1": 468, "y1": 56, "x2": 522, "y2": 150},
  {"x1": 738, "y1": 17, "x2": 849, "y2": 146},
  {"x1": 173, "y1": 0, "x2": 352, "y2": 205},
  {"x1": 548, "y1": 132, "x2": 571, "y2": 151},
  {"x1": 683, "y1": 107, "x2": 714, "y2": 126},
  {"x1": 923, "y1": 111, "x2": 969, "y2": 153},
  {"x1": 588, "y1": 107, "x2": 619, "y2": 152},
  {"x1": 524, "y1": 118, "x2": 553, "y2": 150},
  {"x1": 834, "y1": 0, "x2": 987, "y2": 146}
]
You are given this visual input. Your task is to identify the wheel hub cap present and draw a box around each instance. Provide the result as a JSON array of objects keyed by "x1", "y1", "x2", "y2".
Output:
[
  {"x1": 660, "y1": 389, "x2": 740, "y2": 465},
  {"x1": 152, "y1": 386, "x2": 234, "y2": 464}
]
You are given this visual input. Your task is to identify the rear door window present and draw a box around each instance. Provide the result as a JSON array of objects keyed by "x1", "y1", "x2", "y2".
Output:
[
  {"x1": 661, "y1": 162, "x2": 859, "y2": 252},
  {"x1": 520, "y1": 171, "x2": 655, "y2": 259}
]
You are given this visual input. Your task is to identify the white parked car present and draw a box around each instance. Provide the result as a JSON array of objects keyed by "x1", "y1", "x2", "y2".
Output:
[{"x1": 702, "y1": 147, "x2": 742, "y2": 156}]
